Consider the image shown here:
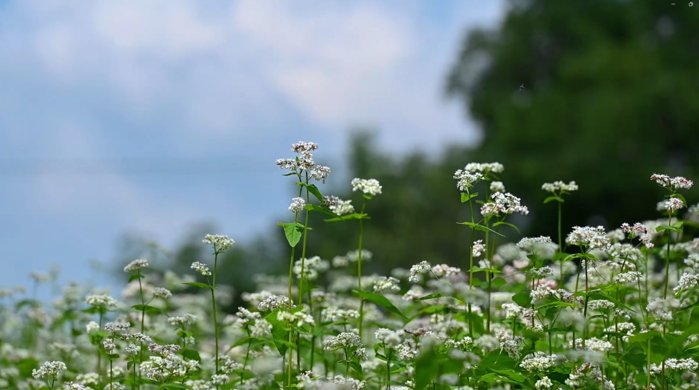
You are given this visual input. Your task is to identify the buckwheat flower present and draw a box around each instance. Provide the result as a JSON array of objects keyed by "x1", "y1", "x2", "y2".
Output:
[
  {"x1": 277, "y1": 308, "x2": 314, "y2": 326},
  {"x1": 502, "y1": 303, "x2": 524, "y2": 319},
  {"x1": 85, "y1": 294, "x2": 117, "y2": 309},
  {"x1": 535, "y1": 377, "x2": 553, "y2": 390},
  {"x1": 202, "y1": 234, "x2": 234, "y2": 252},
  {"x1": 665, "y1": 197, "x2": 685, "y2": 212},
  {"x1": 124, "y1": 259, "x2": 149, "y2": 273},
  {"x1": 76, "y1": 373, "x2": 100, "y2": 386},
  {"x1": 351, "y1": 178, "x2": 382, "y2": 196},
  {"x1": 674, "y1": 272, "x2": 699, "y2": 294},
  {"x1": 646, "y1": 298, "x2": 681, "y2": 321},
  {"x1": 409, "y1": 261, "x2": 432, "y2": 283},
  {"x1": 527, "y1": 266, "x2": 553, "y2": 280},
  {"x1": 258, "y1": 294, "x2": 292, "y2": 312},
  {"x1": 103, "y1": 338, "x2": 116, "y2": 354},
  {"x1": 104, "y1": 321, "x2": 130, "y2": 336},
  {"x1": 288, "y1": 197, "x2": 305, "y2": 213},
  {"x1": 323, "y1": 195, "x2": 355, "y2": 215},
  {"x1": 650, "y1": 358, "x2": 698, "y2": 375},
  {"x1": 530, "y1": 285, "x2": 556, "y2": 303},
  {"x1": 64, "y1": 382, "x2": 91, "y2": 390},
  {"x1": 168, "y1": 314, "x2": 198, "y2": 327},
  {"x1": 152, "y1": 287, "x2": 172, "y2": 299},
  {"x1": 373, "y1": 276, "x2": 400, "y2": 293},
  {"x1": 453, "y1": 169, "x2": 483, "y2": 191},
  {"x1": 650, "y1": 174, "x2": 693, "y2": 190},
  {"x1": 250, "y1": 319, "x2": 272, "y2": 337},
  {"x1": 431, "y1": 264, "x2": 462, "y2": 278},
  {"x1": 588, "y1": 300, "x2": 615, "y2": 311},
  {"x1": 689, "y1": 203, "x2": 699, "y2": 214},
  {"x1": 323, "y1": 332, "x2": 362, "y2": 350},
  {"x1": 613, "y1": 271, "x2": 642, "y2": 285},
  {"x1": 321, "y1": 306, "x2": 360, "y2": 322},
  {"x1": 492, "y1": 192, "x2": 529, "y2": 215},
  {"x1": 190, "y1": 262, "x2": 211, "y2": 277},
  {"x1": 500, "y1": 338, "x2": 523, "y2": 359},
  {"x1": 566, "y1": 226, "x2": 611, "y2": 251},
  {"x1": 520, "y1": 352, "x2": 559, "y2": 371},
  {"x1": 490, "y1": 181, "x2": 505, "y2": 193},
  {"x1": 104, "y1": 383, "x2": 126, "y2": 390},
  {"x1": 472, "y1": 240, "x2": 485, "y2": 257},
  {"x1": 464, "y1": 162, "x2": 504, "y2": 174},
  {"x1": 542, "y1": 181, "x2": 578, "y2": 193},
  {"x1": 86, "y1": 321, "x2": 100, "y2": 334},
  {"x1": 620, "y1": 222, "x2": 654, "y2": 249},
  {"x1": 211, "y1": 374, "x2": 229, "y2": 386},
  {"x1": 310, "y1": 165, "x2": 331, "y2": 183},
  {"x1": 32, "y1": 361, "x2": 67, "y2": 380},
  {"x1": 375, "y1": 328, "x2": 401, "y2": 348}
]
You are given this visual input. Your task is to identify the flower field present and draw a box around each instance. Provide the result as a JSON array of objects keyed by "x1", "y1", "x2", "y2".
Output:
[{"x1": 1, "y1": 141, "x2": 699, "y2": 390}]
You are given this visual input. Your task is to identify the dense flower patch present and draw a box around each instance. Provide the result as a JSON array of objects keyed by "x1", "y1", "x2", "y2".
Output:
[{"x1": 1, "y1": 141, "x2": 698, "y2": 390}]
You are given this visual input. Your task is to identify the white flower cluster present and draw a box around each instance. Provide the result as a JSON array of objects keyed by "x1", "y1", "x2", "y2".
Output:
[
  {"x1": 464, "y1": 162, "x2": 504, "y2": 174},
  {"x1": 535, "y1": 377, "x2": 553, "y2": 390},
  {"x1": 409, "y1": 261, "x2": 432, "y2": 283},
  {"x1": 323, "y1": 332, "x2": 362, "y2": 350},
  {"x1": 104, "y1": 321, "x2": 131, "y2": 336},
  {"x1": 323, "y1": 195, "x2": 355, "y2": 215},
  {"x1": 444, "y1": 336, "x2": 473, "y2": 349},
  {"x1": 32, "y1": 361, "x2": 67, "y2": 379},
  {"x1": 568, "y1": 338, "x2": 614, "y2": 353},
  {"x1": 481, "y1": 192, "x2": 529, "y2": 217},
  {"x1": 202, "y1": 234, "x2": 235, "y2": 252},
  {"x1": 516, "y1": 236, "x2": 554, "y2": 252},
  {"x1": 277, "y1": 307, "x2": 314, "y2": 326},
  {"x1": 472, "y1": 240, "x2": 485, "y2": 257},
  {"x1": 431, "y1": 264, "x2": 462, "y2": 279},
  {"x1": 453, "y1": 170, "x2": 483, "y2": 191},
  {"x1": 168, "y1": 314, "x2": 198, "y2": 327},
  {"x1": 293, "y1": 256, "x2": 330, "y2": 281},
  {"x1": 190, "y1": 262, "x2": 211, "y2": 277},
  {"x1": 375, "y1": 328, "x2": 401, "y2": 348},
  {"x1": 650, "y1": 174, "x2": 693, "y2": 190},
  {"x1": 650, "y1": 358, "x2": 698, "y2": 375},
  {"x1": 542, "y1": 181, "x2": 578, "y2": 193},
  {"x1": 674, "y1": 272, "x2": 699, "y2": 294},
  {"x1": 140, "y1": 354, "x2": 199, "y2": 382},
  {"x1": 613, "y1": 271, "x2": 642, "y2": 285},
  {"x1": 490, "y1": 181, "x2": 505, "y2": 193},
  {"x1": 276, "y1": 141, "x2": 331, "y2": 183},
  {"x1": 527, "y1": 266, "x2": 553, "y2": 279},
  {"x1": 351, "y1": 178, "x2": 382, "y2": 196},
  {"x1": 153, "y1": 287, "x2": 172, "y2": 299},
  {"x1": 566, "y1": 226, "x2": 611, "y2": 250},
  {"x1": 520, "y1": 352, "x2": 559, "y2": 371},
  {"x1": 321, "y1": 307, "x2": 360, "y2": 323},
  {"x1": 588, "y1": 300, "x2": 615, "y2": 311},
  {"x1": 289, "y1": 197, "x2": 306, "y2": 213},
  {"x1": 257, "y1": 294, "x2": 292, "y2": 312},
  {"x1": 124, "y1": 259, "x2": 149, "y2": 273},
  {"x1": 373, "y1": 276, "x2": 400, "y2": 293},
  {"x1": 646, "y1": 298, "x2": 681, "y2": 321},
  {"x1": 620, "y1": 222, "x2": 654, "y2": 249},
  {"x1": 665, "y1": 198, "x2": 685, "y2": 212},
  {"x1": 85, "y1": 294, "x2": 117, "y2": 308}
]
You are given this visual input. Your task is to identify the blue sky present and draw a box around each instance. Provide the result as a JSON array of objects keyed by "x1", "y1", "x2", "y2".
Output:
[{"x1": 0, "y1": 0, "x2": 504, "y2": 296}]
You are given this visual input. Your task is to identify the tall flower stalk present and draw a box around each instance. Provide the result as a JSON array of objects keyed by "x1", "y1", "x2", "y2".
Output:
[
  {"x1": 350, "y1": 178, "x2": 382, "y2": 338},
  {"x1": 542, "y1": 181, "x2": 578, "y2": 286},
  {"x1": 276, "y1": 141, "x2": 330, "y2": 388}
]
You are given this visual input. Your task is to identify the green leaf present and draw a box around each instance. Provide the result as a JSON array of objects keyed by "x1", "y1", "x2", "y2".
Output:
[
  {"x1": 182, "y1": 282, "x2": 213, "y2": 290},
  {"x1": 305, "y1": 204, "x2": 340, "y2": 218},
  {"x1": 129, "y1": 273, "x2": 145, "y2": 282},
  {"x1": 492, "y1": 277, "x2": 507, "y2": 287},
  {"x1": 457, "y1": 221, "x2": 505, "y2": 237},
  {"x1": 414, "y1": 347, "x2": 438, "y2": 390},
  {"x1": 512, "y1": 290, "x2": 532, "y2": 308},
  {"x1": 324, "y1": 213, "x2": 371, "y2": 222},
  {"x1": 278, "y1": 222, "x2": 305, "y2": 247},
  {"x1": 131, "y1": 304, "x2": 162, "y2": 314},
  {"x1": 492, "y1": 221, "x2": 520, "y2": 234},
  {"x1": 181, "y1": 349, "x2": 201, "y2": 362},
  {"x1": 461, "y1": 192, "x2": 478, "y2": 203},
  {"x1": 353, "y1": 290, "x2": 407, "y2": 320},
  {"x1": 543, "y1": 196, "x2": 564, "y2": 204},
  {"x1": 418, "y1": 293, "x2": 445, "y2": 301},
  {"x1": 157, "y1": 384, "x2": 194, "y2": 390},
  {"x1": 305, "y1": 184, "x2": 324, "y2": 203},
  {"x1": 266, "y1": 309, "x2": 290, "y2": 356},
  {"x1": 656, "y1": 224, "x2": 683, "y2": 233},
  {"x1": 490, "y1": 369, "x2": 525, "y2": 383}
]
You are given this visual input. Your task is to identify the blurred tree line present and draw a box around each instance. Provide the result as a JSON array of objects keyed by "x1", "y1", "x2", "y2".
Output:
[{"x1": 117, "y1": 0, "x2": 699, "y2": 310}]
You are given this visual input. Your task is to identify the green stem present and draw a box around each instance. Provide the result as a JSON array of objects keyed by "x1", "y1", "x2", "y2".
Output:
[
  {"x1": 467, "y1": 188, "x2": 476, "y2": 338},
  {"x1": 358, "y1": 199, "x2": 367, "y2": 339},
  {"x1": 287, "y1": 181, "x2": 304, "y2": 389},
  {"x1": 386, "y1": 348, "x2": 391, "y2": 390},
  {"x1": 663, "y1": 213, "x2": 673, "y2": 299},
  {"x1": 558, "y1": 200, "x2": 564, "y2": 287},
  {"x1": 298, "y1": 172, "x2": 311, "y2": 304},
  {"x1": 210, "y1": 252, "x2": 220, "y2": 389}
]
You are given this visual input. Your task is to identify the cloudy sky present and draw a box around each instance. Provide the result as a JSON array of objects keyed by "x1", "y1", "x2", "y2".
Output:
[{"x1": 0, "y1": 0, "x2": 504, "y2": 294}]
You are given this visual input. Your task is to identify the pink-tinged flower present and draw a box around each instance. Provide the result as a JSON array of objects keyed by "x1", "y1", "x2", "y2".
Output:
[
  {"x1": 650, "y1": 173, "x2": 693, "y2": 191},
  {"x1": 514, "y1": 259, "x2": 530, "y2": 269}
]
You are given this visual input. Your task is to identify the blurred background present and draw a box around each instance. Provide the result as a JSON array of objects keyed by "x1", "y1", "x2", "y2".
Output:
[{"x1": 1, "y1": 0, "x2": 698, "y2": 309}]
